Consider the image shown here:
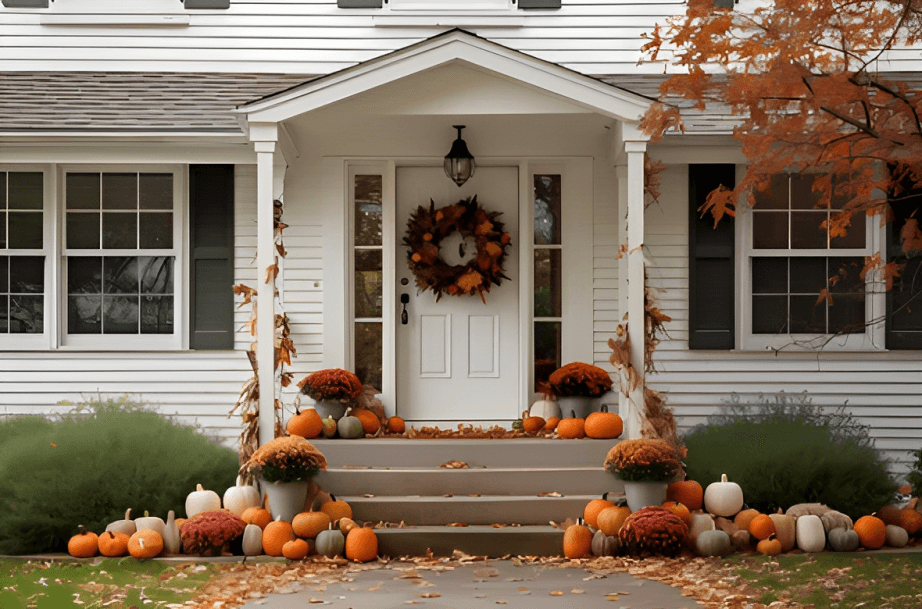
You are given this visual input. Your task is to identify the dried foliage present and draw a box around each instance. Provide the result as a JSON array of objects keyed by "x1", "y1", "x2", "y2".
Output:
[
  {"x1": 243, "y1": 435, "x2": 328, "y2": 483},
  {"x1": 297, "y1": 368, "x2": 363, "y2": 403},
  {"x1": 618, "y1": 506, "x2": 689, "y2": 558},
  {"x1": 180, "y1": 510, "x2": 247, "y2": 557},
  {"x1": 604, "y1": 438, "x2": 683, "y2": 482},
  {"x1": 548, "y1": 362, "x2": 614, "y2": 398}
]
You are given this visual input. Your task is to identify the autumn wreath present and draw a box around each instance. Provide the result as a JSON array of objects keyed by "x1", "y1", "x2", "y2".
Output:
[{"x1": 403, "y1": 196, "x2": 511, "y2": 303}]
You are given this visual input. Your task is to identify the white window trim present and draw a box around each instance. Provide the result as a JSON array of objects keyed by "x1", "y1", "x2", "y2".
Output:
[
  {"x1": 41, "y1": 0, "x2": 190, "y2": 26},
  {"x1": 0, "y1": 164, "x2": 54, "y2": 351},
  {"x1": 736, "y1": 169, "x2": 888, "y2": 352},
  {"x1": 58, "y1": 164, "x2": 185, "y2": 351},
  {"x1": 388, "y1": 0, "x2": 514, "y2": 10}
]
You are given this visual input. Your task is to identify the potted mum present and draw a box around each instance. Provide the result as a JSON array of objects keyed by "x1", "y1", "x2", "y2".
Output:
[
  {"x1": 244, "y1": 435, "x2": 328, "y2": 522},
  {"x1": 604, "y1": 438, "x2": 683, "y2": 511},
  {"x1": 548, "y1": 362, "x2": 614, "y2": 419},
  {"x1": 297, "y1": 368, "x2": 363, "y2": 421}
]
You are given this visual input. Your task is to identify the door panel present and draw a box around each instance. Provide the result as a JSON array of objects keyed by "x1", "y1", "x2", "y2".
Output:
[{"x1": 395, "y1": 166, "x2": 519, "y2": 421}]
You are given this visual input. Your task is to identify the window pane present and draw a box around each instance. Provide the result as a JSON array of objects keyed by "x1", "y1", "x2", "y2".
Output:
[
  {"x1": 104, "y1": 257, "x2": 139, "y2": 294},
  {"x1": 68, "y1": 295, "x2": 102, "y2": 334},
  {"x1": 139, "y1": 212, "x2": 173, "y2": 249},
  {"x1": 354, "y1": 249, "x2": 382, "y2": 318},
  {"x1": 139, "y1": 174, "x2": 173, "y2": 210},
  {"x1": 9, "y1": 256, "x2": 43, "y2": 294},
  {"x1": 534, "y1": 248, "x2": 561, "y2": 317},
  {"x1": 102, "y1": 213, "x2": 137, "y2": 249},
  {"x1": 790, "y1": 295, "x2": 826, "y2": 333},
  {"x1": 0, "y1": 256, "x2": 7, "y2": 293},
  {"x1": 534, "y1": 321, "x2": 561, "y2": 392},
  {"x1": 828, "y1": 257, "x2": 865, "y2": 293},
  {"x1": 753, "y1": 174, "x2": 789, "y2": 210},
  {"x1": 791, "y1": 211, "x2": 828, "y2": 249},
  {"x1": 790, "y1": 174, "x2": 823, "y2": 210},
  {"x1": 829, "y1": 293, "x2": 865, "y2": 334},
  {"x1": 0, "y1": 173, "x2": 5, "y2": 209},
  {"x1": 830, "y1": 214, "x2": 866, "y2": 249},
  {"x1": 354, "y1": 322, "x2": 382, "y2": 390},
  {"x1": 68, "y1": 256, "x2": 102, "y2": 294},
  {"x1": 8, "y1": 212, "x2": 42, "y2": 249},
  {"x1": 751, "y1": 257, "x2": 787, "y2": 294},
  {"x1": 753, "y1": 212, "x2": 788, "y2": 248},
  {"x1": 534, "y1": 174, "x2": 561, "y2": 245},
  {"x1": 0, "y1": 212, "x2": 5, "y2": 249},
  {"x1": 354, "y1": 175, "x2": 382, "y2": 246},
  {"x1": 10, "y1": 295, "x2": 42, "y2": 334},
  {"x1": 139, "y1": 256, "x2": 173, "y2": 294},
  {"x1": 141, "y1": 295, "x2": 173, "y2": 334},
  {"x1": 752, "y1": 295, "x2": 787, "y2": 334},
  {"x1": 103, "y1": 295, "x2": 139, "y2": 334},
  {"x1": 8, "y1": 173, "x2": 43, "y2": 210},
  {"x1": 0, "y1": 296, "x2": 6, "y2": 333},
  {"x1": 67, "y1": 212, "x2": 100, "y2": 249},
  {"x1": 102, "y1": 173, "x2": 138, "y2": 210},
  {"x1": 789, "y1": 257, "x2": 826, "y2": 293},
  {"x1": 67, "y1": 173, "x2": 100, "y2": 210}
]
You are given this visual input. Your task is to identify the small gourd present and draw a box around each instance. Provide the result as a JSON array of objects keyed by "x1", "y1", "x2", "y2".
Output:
[
  {"x1": 97, "y1": 531, "x2": 130, "y2": 557},
  {"x1": 322, "y1": 416, "x2": 338, "y2": 438},
  {"x1": 106, "y1": 509, "x2": 136, "y2": 535},
  {"x1": 529, "y1": 398, "x2": 561, "y2": 421},
  {"x1": 885, "y1": 524, "x2": 909, "y2": 548},
  {"x1": 67, "y1": 525, "x2": 98, "y2": 558},
  {"x1": 282, "y1": 538, "x2": 311, "y2": 560},
  {"x1": 223, "y1": 476, "x2": 262, "y2": 516},
  {"x1": 338, "y1": 517, "x2": 359, "y2": 533},
  {"x1": 828, "y1": 527, "x2": 860, "y2": 552},
  {"x1": 688, "y1": 513, "x2": 716, "y2": 540},
  {"x1": 162, "y1": 510, "x2": 182, "y2": 554},
  {"x1": 590, "y1": 529, "x2": 619, "y2": 557},
  {"x1": 695, "y1": 530, "x2": 731, "y2": 557},
  {"x1": 128, "y1": 530, "x2": 164, "y2": 559},
  {"x1": 521, "y1": 411, "x2": 546, "y2": 435},
  {"x1": 135, "y1": 510, "x2": 165, "y2": 537},
  {"x1": 795, "y1": 514, "x2": 826, "y2": 553},
  {"x1": 556, "y1": 411, "x2": 586, "y2": 439},
  {"x1": 337, "y1": 415, "x2": 364, "y2": 439},
  {"x1": 242, "y1": 523, "x2": 264, "y2": 556},
  {"x1": 185, "y1": 483, "x2": 221, "y2": 519},
  {"x1": 768, "y1": 513, "x2": 796, "y2": 552},
  {"x1": 316, "y1": 522, "x2": 346, "y2": 558},
  {"x1": 704, "y1": 474, "x2": 744, "y2": 517},
  {"x1": 756, "y1": 534, "x2": 783, "y2": 556},
  {"x1": 563, "y1": 519, "x2": 593, "y2": 559}
]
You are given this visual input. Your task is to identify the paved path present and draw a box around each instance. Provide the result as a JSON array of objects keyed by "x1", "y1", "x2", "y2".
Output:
[{"x1": 239, "y1": 559, "x2": 703, "y2": 609}]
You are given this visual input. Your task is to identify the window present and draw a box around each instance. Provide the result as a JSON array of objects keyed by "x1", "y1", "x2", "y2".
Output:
[
  {"x1": 352, "y1": 173, "x2": 384, "y2": 390},
  {"x1": 886, "y1": 175, "x2": 922, "y2": 349},
  {"x1": 336, "y1": 0, "x2": 561, "y2": 11},
  {"x1": 0, "y1": 172, "x2": 46, "y2": 341},
  {"x1": 533, "y1": 174, "x2": 562, "y2": 390},
  {"x1": 741, "y1": 173, "x2": 883, "y2": 350}
]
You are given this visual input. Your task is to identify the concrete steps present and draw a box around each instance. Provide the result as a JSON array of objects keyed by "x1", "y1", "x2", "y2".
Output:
[{"x1": 309, "y1": 437, "x2": 623, "y2": 557}]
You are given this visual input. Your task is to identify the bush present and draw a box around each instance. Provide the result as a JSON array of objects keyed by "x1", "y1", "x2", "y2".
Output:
[
  {"x1": 683, "y1": 392, "x2": 897, "y2": 520},
  {"x1": 0, "y1": 396, "x2": 239, "y2": 555},
  {"x1": 909, "y1": 449, "x2": 922, "y2": 498}
]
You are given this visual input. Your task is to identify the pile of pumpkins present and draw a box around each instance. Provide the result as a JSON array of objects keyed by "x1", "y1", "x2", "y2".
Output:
[
  {"x1": 67, "y1": 477, "x2": 379, "y2": 563},
  {"x1": 522, "y1": 403, "x2": 624, "y2": 440},
  {"x1": 563, "y1": 474, "x2": 922, "y2": 559},
  {"x1": 287, "y1": 407, "x2": 406, "y2": 439}
]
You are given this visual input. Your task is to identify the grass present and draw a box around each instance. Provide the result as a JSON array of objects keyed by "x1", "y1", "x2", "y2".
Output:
[
  {"x1": 723, "y1": 552, "x2": 922, "y2": 608},
  {"x1": 0, "y1": 557, "x2": 228, "y2": 609}
]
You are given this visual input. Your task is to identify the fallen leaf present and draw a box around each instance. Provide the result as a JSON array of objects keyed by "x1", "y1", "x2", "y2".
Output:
[
  {"x1": 447, "y1": 523, "x2": 469, "y2": 527},
  {"x1": 605, "y1": 594, "x2": 619, "y2": 601},
  {"x1": 518, "y1": 587, "x2": 529, "y2": 592},
  {"x1": 550, "y1": 590, "x2": 563, "y2": 596},
  {"x1": 307, "y1": 600, "x2": 324, "y2": 604},
  {"x1": 420, "y1": 593, "x2": 441, "y2": 598},
  {"x1": 469, "y1": 493, "x2": 481, "y2": 497},
  {"x1": 571, "y1": 589, "x2": 584, "y2": 594},
  {"x1": 364, "y1": 494, "x2": 375, "y2": 498},
  {"x1": 439, "y1": 461, "x2": 469, "y2": 469},
  {"x1": 538, "y1": 492, "x2": 563, "y2": 497}
]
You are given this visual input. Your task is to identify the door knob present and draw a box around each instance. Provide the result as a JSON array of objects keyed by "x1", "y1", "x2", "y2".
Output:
[{"x1": 400, "y1": 293, "x2": 410, "y2": 325}]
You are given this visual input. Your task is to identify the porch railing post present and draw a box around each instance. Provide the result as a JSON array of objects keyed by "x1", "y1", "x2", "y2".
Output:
[{"x1": 624, "y1": 140, "x2": 646, "y2": 439}]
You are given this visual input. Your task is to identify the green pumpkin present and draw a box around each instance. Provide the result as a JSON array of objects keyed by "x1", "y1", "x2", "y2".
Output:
[
  {"x1": 316, "y1": 525, "x2": 345, "y2": 558},
  {"x1": 337, "y1": 416, "x2": 364, "y2": 439},
  {"x1": 695, "y1": 530, "x2": 732, "y2": 557},
  {"x1": 242, "y1": 524, "x2": 263, "y2": 556},
  {"x1": 827, "y1": 527, "x2": 859, "y2": 552},
  {"x1": 590, "y1": 529, "x2": 619, "y2": 557}
]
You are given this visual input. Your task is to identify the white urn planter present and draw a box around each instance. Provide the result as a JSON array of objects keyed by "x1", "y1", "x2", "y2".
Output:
[
  {"x1": 311, "y1": 400, "x2": 347, "y2": 421},
  {"x1": 260, "y1": 478, "x2": 310, "y2": 522},
  {"x1": 622, "y1": 480, "x2": 669, "y2": 512},
  {"x1": 557, "y1": 396, "x2": 594, "y2": 419}
]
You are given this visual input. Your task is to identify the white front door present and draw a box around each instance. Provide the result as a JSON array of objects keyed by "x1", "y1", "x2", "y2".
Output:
[{"x1": 395, "y1": 166, "x2": 520, "y2": 422}]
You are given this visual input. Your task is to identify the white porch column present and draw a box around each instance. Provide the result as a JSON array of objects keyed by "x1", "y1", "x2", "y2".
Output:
[
  {"x1": 624, "y1": 140, "x2": 646, "y2": 439},
  {"x1": 250, "y1": 123, "x2": 279, "y2": 447}
]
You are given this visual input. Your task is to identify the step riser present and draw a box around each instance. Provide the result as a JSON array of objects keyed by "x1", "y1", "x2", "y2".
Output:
[
  {"x1": 311, "y1": 439, "x2": 616, "y2": 469},
  {"x1": 314, "y1": 469, "x2": 620, "y2": 497},
  {"x1": 376, "y1": 529, "x2": 563, "y2": 558},
  {"x1": 347, "y1": 497, "x2": 591, "y2": 526}
]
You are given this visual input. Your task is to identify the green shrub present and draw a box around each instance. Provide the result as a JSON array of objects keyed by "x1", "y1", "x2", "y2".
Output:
[
  {"x1": 909, "y1": 448, "x2": 922, "y2": 498},
  {"x1": 0, "y1": 396, "x2": 239, "y2": 555},
  {"x1": 683, "y1": 392, "x2": 897, "y2": 520}
]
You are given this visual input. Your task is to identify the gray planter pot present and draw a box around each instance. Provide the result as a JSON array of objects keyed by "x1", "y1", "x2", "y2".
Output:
[
  {"x1": 311, "y1": 400, "x2": 348, "y2": 421},
  {"x1": 623, "y1": 480, "x2": 669, "y2": 512},
  {"x1": 260, "y1": 478, "x2": 310, "y2": 522}
]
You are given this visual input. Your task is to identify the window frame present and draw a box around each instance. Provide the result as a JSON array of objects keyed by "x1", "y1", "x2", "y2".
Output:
[
  {"x1": 58, "y1": 164, "x2": 185, "y2": 351},
  {"x1": 736, "y1": 170, "x2": 888, "y2": 352}
]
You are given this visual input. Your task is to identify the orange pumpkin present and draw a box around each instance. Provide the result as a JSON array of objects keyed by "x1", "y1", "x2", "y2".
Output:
[
  {"x1": 733, "y1": 509, "x2": 760, "y2": 531},
  {"x1": 67, "y1": 525, "x2": 98, "y2": 558},
  {"x1": 666, "y1": 480, "x2": 704, "y2": 511},
  {"x1": 563, "y1": 521, "x2": 593, "y2": 559},
  {"x1": 854, "y1": 515, "x2": 886, "y2": 550},
  {"x1": 387, "y1": 416, "x2": 406, "y2": 434},
  {"x1": 127, "y1": 530, "x2": 163, "y2": 559},
  {"x1": 877, "y1": 505, "x2": 903, "y2": 527},
  {"x1": 351, "y1": 408, "x2": 381, "y2": 435},
  {"x1": 748, "y1": 514, "x2": 776, "y2": 541},
  {"x1": 583, "y1": 407, "x2": 623, "y2": 439},
  {"x1": 522, "y1": 411, "x2": 546, "y2": 435},
  {"x1": 543, "y1": 417, "x2": 561, "y2": 432},
  {"x1": 262, "y1": 519, "x2": 295, "y2": 557},
  {"x1": 583, "y1": 494, "x2": 616, "y2": 529},
  {"x1": 899, "y1": 507, "x2": 922, "y2": 536},
  {"x1": 320, "y1": 495, "x2": 353, "y2": 522},
  {"x1": 345, "y1": 527, "x2": 378, "y2": 563},
  {"x1": 282, "y1": 538, "x2": 311, "y2": 560},
  {"x1": 241, "y1": 507, "x2": 273, "y2": 530},
  {"x1": 662, "y1": 501, "x2": 692, "y2": 527},
  {"x1": 293, "y1": 510, "x2": 332, "y2": 539},
  {"x1": 757, "y1": 534, "x2": 782, "y2": 556},
  {"x1": 286, "y1": 408, "x2": 323, "y2": 439},
  {"x1": 557, "y1": 413, "x2": 585, "y2": 439},
  {"x1": 596, "y1": 505, "x2": 632, "y2": 536},
  {"x1": 97, "y1": 530, "x2": 130, "y2": 557}
]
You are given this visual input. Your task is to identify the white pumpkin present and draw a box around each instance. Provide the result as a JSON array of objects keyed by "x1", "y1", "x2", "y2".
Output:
[
  {"x1": 105, "y1": 508, "x2": 136, "y2": 535},
  {"x1": 885, "y1": 525, "x2": 909, "y2": 548},
  {"x1": 529, "y1": 399, "x2": 561, "y2": 420},
  {"x1": 162, "y1": 510, "x2": 182, "y2": 554},
  {"x1": 242, "y1": 523, "x2": 264, "y2": 556},
  {"x1": 185, "y1": 483, "x2": 221, "y2": 518},
  {"x1": 135, "y1": 510, "x2": 165, "y2": 537},
  {"x1": 223, "y1": 476, "x2": 262, "y2": 516},
  {"x1": 688, "y1": 513, "x2": 716, "y2": 539},
  {"x1": 796, "y1": 514, "x2": 826, "y2": 552},
  {"x1": 703, "y1": 474, "x2": 744, "y2": 517}
]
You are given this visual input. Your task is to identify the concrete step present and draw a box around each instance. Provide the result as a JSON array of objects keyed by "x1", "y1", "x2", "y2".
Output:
[
  {"x1": 311, "y1": 438, "x2": 616, "y2": 469},
  {"x1": 314, "y1": 467, "x2": 620, "y2": 497},
  {"x1": 343, "y1": 494, "x2": 599, "y2": 526},
  {"x1": 375, "y1": 525, "x2": 564, "y2": 558}
]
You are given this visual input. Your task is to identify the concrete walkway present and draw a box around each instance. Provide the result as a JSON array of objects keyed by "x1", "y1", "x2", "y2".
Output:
[{"x1": 238, "y1": 559, "x2": 704, "y2": 609}]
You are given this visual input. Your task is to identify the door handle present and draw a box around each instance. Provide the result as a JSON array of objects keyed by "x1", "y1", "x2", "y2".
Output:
[{"x1": 400, "y1": 293, "x2": 409, "y2": 325}]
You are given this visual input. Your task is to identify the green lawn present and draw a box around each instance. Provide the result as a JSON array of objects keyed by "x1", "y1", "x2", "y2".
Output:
[
  {"x1": 0, "y1": 557, "x2": 227, "y2": 609},
  {"x1": 725, "y1": 552, "x2": 922, "y2": 608}
]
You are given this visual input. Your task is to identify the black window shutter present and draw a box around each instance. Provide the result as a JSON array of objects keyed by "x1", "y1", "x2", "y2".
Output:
[
  {"x1": 886, "y1": 186, "x2": 922, "y2": 349},
  {"x1": 1, "y1": 1, "x2": 49, "y2": 7},
  {"x1": 190, "y1": 165, "x2": 235, "y2": 350},
  {"x1": 337, "y1": 0, "x2": 383, "y2": 7},
  {"x1": 519, "y1": 0, "x2": 562, "y2": 8},
  {"x1": 688, "y1": 164, "x2": 736, "y2": 349}
]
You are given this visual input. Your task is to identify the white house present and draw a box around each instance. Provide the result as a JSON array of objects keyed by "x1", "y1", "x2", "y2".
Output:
[{"x1": 0, "y1": 1, "x2": 919, "y2": 476}]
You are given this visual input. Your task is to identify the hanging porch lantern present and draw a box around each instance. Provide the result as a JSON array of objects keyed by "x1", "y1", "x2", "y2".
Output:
[{"x1": 444, "y1": 125, "x2": 476, "y2": 187}]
